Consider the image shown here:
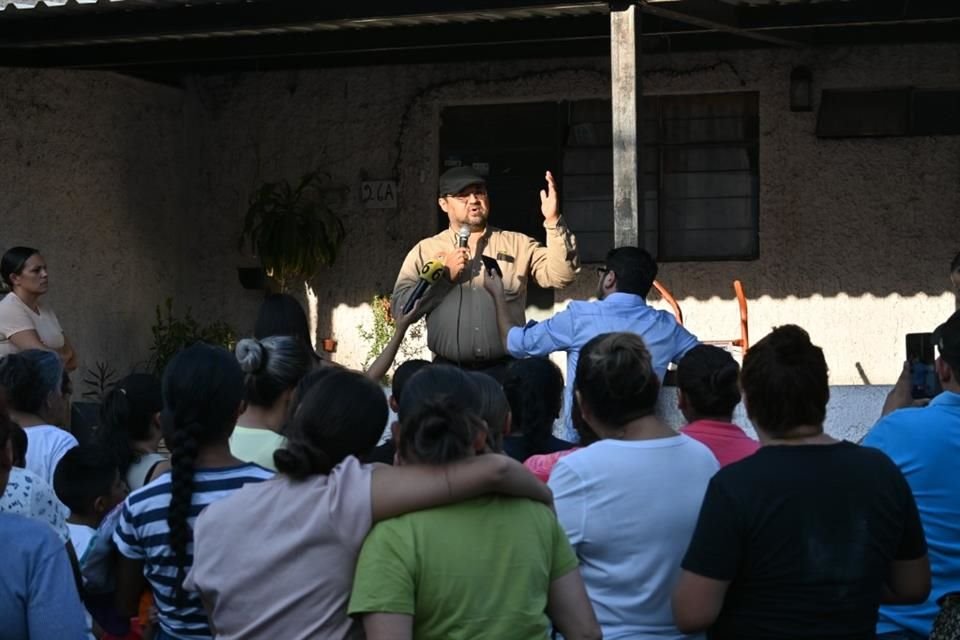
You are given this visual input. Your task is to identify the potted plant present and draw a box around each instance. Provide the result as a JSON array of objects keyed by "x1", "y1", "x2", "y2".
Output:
[{"x1": 238, "y1": 169, "x2": 348, "y2": 292}]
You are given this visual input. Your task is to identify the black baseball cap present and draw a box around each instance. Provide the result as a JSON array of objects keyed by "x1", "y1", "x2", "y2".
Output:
[
  {"x1": 438, "y1": 167, "x2": 486, "y2": 196},
  {"x1": 934, "y1": 310, "x2": 960, "y2": 369}
]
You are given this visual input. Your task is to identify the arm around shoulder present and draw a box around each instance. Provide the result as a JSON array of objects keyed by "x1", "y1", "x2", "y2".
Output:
[{"x1": 370, "y1": 454, "x2": 551, "y2": 522}]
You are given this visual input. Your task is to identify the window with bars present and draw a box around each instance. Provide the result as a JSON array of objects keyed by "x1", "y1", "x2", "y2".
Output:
[
  {"x1": 438, "y1": 92, "x2": 760, "y2": 273},
  {"x1": 562, "y1": 92, "x2": 760, "y2": 262}
]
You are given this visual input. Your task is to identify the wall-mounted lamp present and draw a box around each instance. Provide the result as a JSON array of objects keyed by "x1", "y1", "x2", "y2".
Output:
[{"x1": 790, "y1": 66, "x2": 813, "y2": 112}]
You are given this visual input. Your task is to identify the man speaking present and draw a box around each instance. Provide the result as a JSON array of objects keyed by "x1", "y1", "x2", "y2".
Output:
[{"x1": 391, "y1": 166, "x2": 579, "y2": 378}]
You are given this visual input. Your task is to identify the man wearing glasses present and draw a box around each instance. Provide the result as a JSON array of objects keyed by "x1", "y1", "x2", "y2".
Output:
[
  {"x1": 391, "y1": 166, "x2": 579, "y2": 378},
  {"x1": 484, "y1": 246, "x2": 699, "y2": 440}
]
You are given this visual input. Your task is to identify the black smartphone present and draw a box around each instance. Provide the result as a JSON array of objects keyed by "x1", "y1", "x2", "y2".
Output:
[
  {"x1": 906, "y1": 332, "x2": 942, "y2": 399},
  {"x1": 480, "y1": 255, "x2": 503, "y2": 278}
]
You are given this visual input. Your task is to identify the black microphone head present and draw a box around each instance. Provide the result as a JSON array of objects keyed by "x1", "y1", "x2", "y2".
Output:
[{"x1": 458, "y1": 226, "x2": 470, "y2": 248}]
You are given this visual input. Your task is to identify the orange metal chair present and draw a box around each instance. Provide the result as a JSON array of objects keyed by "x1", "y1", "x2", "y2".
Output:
[{"x1": 653, "y1": 279, "x2": 749, "y2": 355}]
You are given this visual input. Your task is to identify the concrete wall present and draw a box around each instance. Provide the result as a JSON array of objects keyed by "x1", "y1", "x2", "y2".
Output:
[
  {"x1": 0, "y1": 68, "x2": 187, "y2": 380},
  {"x1": 186, "y1": 42, "x2": 959, "y2": 384}
]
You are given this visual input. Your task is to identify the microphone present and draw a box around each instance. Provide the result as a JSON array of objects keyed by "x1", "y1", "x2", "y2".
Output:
[
  {"x1": 401, "y1": 259, "x2": 445, "y2": 315},
  {"x1": 458, "y1": 226, "x2": 470, "y2": 249}
]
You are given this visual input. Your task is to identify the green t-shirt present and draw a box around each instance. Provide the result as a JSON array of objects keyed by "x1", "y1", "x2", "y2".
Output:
[{"x1": 348, "y1": 495, "x2": 578, "y2": 640}]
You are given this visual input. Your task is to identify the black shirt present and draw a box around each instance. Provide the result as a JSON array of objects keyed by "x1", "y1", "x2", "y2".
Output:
[{"x1": 682, "y1": 441, "x2": 927, "y2": 640}]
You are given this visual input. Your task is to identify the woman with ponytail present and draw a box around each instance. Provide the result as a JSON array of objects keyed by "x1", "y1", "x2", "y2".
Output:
[
  {"x1": 501, "y1": 357, "x2": 576, "y2": 462},
  {"x1": 676, "y1": 345, "x2": 758, "y2": 467},
  {"x1": 349, "y1": 365, "x2": 600, "y2": 640},
  {"x1": 113, "y1": 344, "x2": 273, "y2": 640},
  {"x1": 548, "y1": 332, "x2": 719, "y2": 640},
  {"x1": 99, "y1": 373, "x2": 166, "y2": 491},
  {"x1": 185, "y1": 366, "x2": 553, "y2": 640},
  {"x1": 230, "y1": 335, "x2": 312, "y2": 470}
]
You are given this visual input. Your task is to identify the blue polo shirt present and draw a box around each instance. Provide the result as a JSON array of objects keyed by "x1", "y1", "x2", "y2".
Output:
[
  {"x1": 863, "y1": 390, "x2": 960, "y2": 636},
  {"x1": 506, "y1": 292, "x2": 698, "y2": 440}
]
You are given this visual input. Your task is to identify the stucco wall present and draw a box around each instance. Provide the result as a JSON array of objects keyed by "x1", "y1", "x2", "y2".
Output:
[
  {"x1": 0, "y1": 68, "x2": 186, "y2": 380},
  {"x1": 187, "y1": 43, "x2": 959, "y2": 383}
]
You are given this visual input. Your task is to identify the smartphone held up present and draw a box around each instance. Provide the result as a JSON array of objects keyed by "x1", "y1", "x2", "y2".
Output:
[{"x1": 905, "y1": 333, "x2": 943, "y2": 399}]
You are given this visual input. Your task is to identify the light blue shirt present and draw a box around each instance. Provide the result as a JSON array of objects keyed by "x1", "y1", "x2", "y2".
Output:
[
  {"x1": 0, "y1": 513, "x2": 88, "y2": 640},
  {"x1": 506, "y1": 292, "x2": 699, "y2": 440},
  {"x1": 863, "y1": 390, "x2": 960, "y2": 637}
]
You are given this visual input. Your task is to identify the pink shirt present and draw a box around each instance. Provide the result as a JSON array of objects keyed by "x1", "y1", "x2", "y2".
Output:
[
  {"x1": 680, "y1": 419, "x2": 759, "y2": 468},
  {"x1": 524, "y1": 448, "x2": 581, "y2": 483}
]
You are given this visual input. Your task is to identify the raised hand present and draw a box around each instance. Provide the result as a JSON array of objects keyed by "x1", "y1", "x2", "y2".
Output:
[
  {"x1": 539, "y1": 170, "x2": 560, "y2": 224},
  {"x1": 483, "y1": 268, "x2": 506, "y2": 301}
]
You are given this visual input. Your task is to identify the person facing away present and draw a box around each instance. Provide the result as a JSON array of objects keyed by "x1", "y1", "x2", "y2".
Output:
[
  {"x1": 485, "y1": 245, "x2": 699, "y2": 440},
  {"x1": 546, "y1": 331, "x2": 718, "y2": 640},
  {"x1": 349, "y1": 366, "x2": 601, "y2": 640},
  {"x1": 0, "y1": 349, "x2": 77, "y2": 485},
  {"x1": 524, "y1": 394, "x2": 600, "y2": 483},
  {"x1": 467, "y1": 370, "x2": 511, "y2": 452},
  {"x1": 254, "y1": 292, "x2": 325, "y2": 366},
  {"x1": 501, "y1": 357, "x2": 575, "y2": 461},
  {"x1": 0, "y1": 388, "x2": 88, "y2": 640},
  {"x1": 391, "y1": 166, "x2": 578, "y2": 376},
  {"x1": 673, "y1": 325, "x2": 931, "y2": 640},
  {"x1": 113, "y1": 343, "x2": 275, "y2": 640},
  {"x1": 230, "y1": 335, "x2": 312, "y2": 470},
  {"x1": 184, "y1": 366, "x2": 552, "y2": 640},
  {"x1": 676, "y1": 344, "x2": 758, "y2": 467},
  {"x1": 98, "y1": 373, "x2": 167, "y2": 492},
  {"x1": 361, "y1": 359, "x2": 432, "y2": 465},
  {"x1": 863, "y1": 309, "x2": 960, "y2": 639},
  {"x1": 53, "y1": 445, "x2": 130, "y2": 640}
]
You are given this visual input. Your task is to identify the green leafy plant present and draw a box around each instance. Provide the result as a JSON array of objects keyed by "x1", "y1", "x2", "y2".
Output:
[
  {"x1": 238, "y1": 169, "x2": 347, "y2": 292},
  {"x1": 358, "y1": 295, "x2": 395, "y2": 373},
  {"x1": 81, "y1": 361, "x2": 117, "y2": 402},
  {"x1": 149, "y1": 298, "x2": 236, "y2": 376}
]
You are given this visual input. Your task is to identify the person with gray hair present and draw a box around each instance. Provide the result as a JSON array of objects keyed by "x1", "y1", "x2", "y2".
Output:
[
  {"x1": 0, "y1": 350, "x2": 76, "y2": 484},
  {"x1": 230, "y1": 335, "x2": 313, "y2": 470}
]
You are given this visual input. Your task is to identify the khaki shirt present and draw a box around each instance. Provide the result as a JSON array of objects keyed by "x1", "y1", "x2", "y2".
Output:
[{"x1": 391, "y1": 218, "x2": 579, "y2": 362}]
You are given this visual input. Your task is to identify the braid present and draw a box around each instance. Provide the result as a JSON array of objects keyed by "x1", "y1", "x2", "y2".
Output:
[{"x1": 165, "y1": 411, "x2": 202, "y2": 605}]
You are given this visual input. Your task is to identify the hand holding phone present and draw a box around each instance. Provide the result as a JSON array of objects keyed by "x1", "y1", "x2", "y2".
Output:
[
  {"x1": 480, "y1": 255, "x2": 503, "y2": 278},
  {"x1": 906, "y1": 333, "x2": 942, "y2": 399}
]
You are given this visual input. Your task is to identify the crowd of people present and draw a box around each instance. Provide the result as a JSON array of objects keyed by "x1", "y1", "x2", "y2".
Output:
[{"x1": 0, "y1": 173, "x2": 959, "y2": 640}]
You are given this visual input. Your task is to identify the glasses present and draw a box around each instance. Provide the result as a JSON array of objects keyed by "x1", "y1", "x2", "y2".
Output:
[{"x1": 446, "y1": 188, "x2": 488, "y2": 201}]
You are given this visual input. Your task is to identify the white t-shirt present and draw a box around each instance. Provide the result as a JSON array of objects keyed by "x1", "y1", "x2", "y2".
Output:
[
  {"x1": 548, "y1": 435, "x2": 720, "y2": 640},
  {"x1": 0, "y1": 292, "x2": 65, "y2": 356},
  {"x1": 67, "y1": 523, "x2": 97, "y2": 640},
  {"x1": 24, "y1": 424, "x2": 78, "y2": 487}
]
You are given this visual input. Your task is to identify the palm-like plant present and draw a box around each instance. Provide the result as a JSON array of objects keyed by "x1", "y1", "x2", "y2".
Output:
[{"x1": 239, "y1": 170, "x2": 347, "y2": 292}]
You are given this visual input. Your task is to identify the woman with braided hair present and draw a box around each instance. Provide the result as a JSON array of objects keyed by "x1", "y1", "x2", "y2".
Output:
[
  {"x1": 184, "y1": 366, "x2": 553, "y2": 640},
  {"x1": 676, "y1": 344, "x2": 758, "y2": 467},
  {"x1": 548, "y1": 332, "x2": 719, "y2": 640},
  {"x1": 113, "y1": 343, "x2": 273, "y2": 640}
]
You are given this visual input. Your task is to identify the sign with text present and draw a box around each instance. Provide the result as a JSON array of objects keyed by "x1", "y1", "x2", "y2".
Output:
[{"x1": 361, "y1": 180, "x2": 398, "y2": 209}]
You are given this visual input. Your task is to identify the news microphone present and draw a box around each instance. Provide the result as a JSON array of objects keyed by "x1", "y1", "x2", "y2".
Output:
[
  {"x1": 458, "y1": 225, "x2": 470, "y2": 249},
  {"x1": 401, "y1": 259, "x2": 445, "y2": 315}
]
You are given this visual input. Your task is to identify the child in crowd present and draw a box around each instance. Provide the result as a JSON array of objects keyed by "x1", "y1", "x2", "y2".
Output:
[
  {"x1": 113, "y1": 344, "x2": 274, "y2": 640},
  {"x1": 99, "y1": 374, "x2": 166, "y2": 492},
  {"x1": 468, "y1": 371, "x2": 511, "y2": 451},
  {"x1": 549, "y1": 332, "x2": 719, "y2": 640},
  {"x1": 0, "y1": 350, "x2": 76, "y2": 485},
  {"x1": 361, "y1": 358, "x2": 431, "y2": 465},
  {"x1": 231, "y1": 335, "x2": 312, "y2": 470},
  {"x1": 349, "y1": 366, "x2": 600, "y2": 640},
  {"x1": 524, "y1": 395, "x2": 599, "y2": 483},
  {"x1": 676, "y1": 344, "x2": 759, "y2": 467},
  {"x1": 53, "y1": 445, "x2": 131, "y2": 639},
  {"x1": 185, "y1": 366, "x2": 551, "y2": 639},
  {"x1": 502, "y1": 357, "x2": 575, "y2": 462}
]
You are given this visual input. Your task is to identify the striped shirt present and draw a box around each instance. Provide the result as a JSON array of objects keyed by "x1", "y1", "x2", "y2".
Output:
[{"x1": 113, "y1": 463, "x2": 274, "y2": 640}]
